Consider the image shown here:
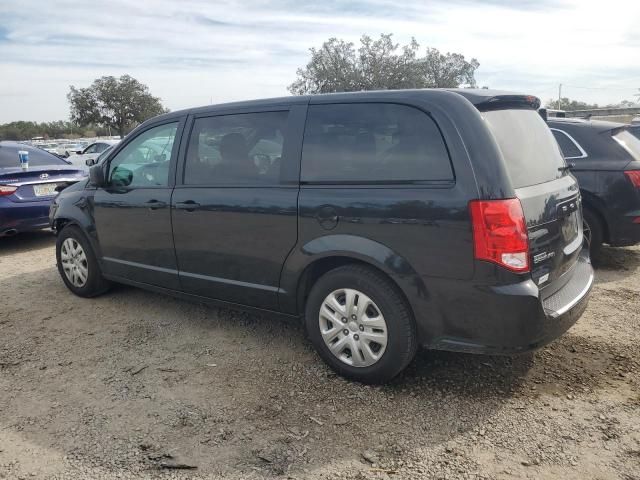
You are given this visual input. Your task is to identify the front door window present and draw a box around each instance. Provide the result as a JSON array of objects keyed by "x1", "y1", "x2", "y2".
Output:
[{"x1": 108, "y1": 123, "x2": 178, "y2": 188}]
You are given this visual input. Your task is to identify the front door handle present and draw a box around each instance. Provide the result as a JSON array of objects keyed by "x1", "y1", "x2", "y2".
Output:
[
  {"x1": 144, "y1": 199, "x2": 167, "y2": 210},
  {"x1": 174, "y1": 200, "x2": 201, "y2": 212}
]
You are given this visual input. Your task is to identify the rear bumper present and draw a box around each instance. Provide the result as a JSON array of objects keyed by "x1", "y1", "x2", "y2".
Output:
[
  {"x1": 0, "y1": 198, "x2": 52, "y2": 236},
  {"x1": 419, "y1": 252, "x2": 593, "y2": 355}
]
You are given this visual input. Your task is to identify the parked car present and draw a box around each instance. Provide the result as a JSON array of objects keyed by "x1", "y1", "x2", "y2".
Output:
[
  {"x1": 85, "y1": 144, "x2": 116, "y2": 167},
  {"x1": 67, "y1": 140, "x2": 120, "y2": 169},
  {"x1": 0, "y1": 142, "x2": 87, "y2": 237},
  {"x1": 35, "y1": 143, "x2": 60, "y2": 155},
  {"x1": 547, "y1": 118, "x2": 640, "y2": 256},
  {"x1": 55, "y1": 143, "x2": 83, "y2": 158},
  {"x1": 50, "y1": 89, "x2": 593, "y2": 383}
]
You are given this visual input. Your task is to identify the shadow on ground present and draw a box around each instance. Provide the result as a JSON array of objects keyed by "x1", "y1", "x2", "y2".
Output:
[
  {"x1": 0, "y1": 230, "x2": 55, "y2": 257},
  {"x1": 593, "y1": 245, "x2": 640, "y2": 272}
]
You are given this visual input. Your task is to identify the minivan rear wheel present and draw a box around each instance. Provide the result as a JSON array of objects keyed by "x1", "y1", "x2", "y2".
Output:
[{"x1": 305, "y1": 264, "x2": 417, "y2": 384}]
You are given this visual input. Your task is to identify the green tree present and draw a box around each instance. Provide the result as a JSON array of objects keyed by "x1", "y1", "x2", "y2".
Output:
[
  {"x1": 0, "y1": 121, "x2": 112, "y2": 141},
  {"x1": 546, "y1": 97, "x2": 640, "y2": 111},
  {"x1": 68, "y1": 75, "x2": 166, "y2": 138},
  {"x1": 546, "y1": 97, "x2": 601, "y2": 111},
  {"x1": 289, "y1": 34, "x2": 479, "y2": 95}
]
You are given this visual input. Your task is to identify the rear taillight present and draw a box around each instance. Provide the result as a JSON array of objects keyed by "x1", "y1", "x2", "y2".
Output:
[
  {"x1": 624, "y1": 170, "x2": 640, "y2": 188},
  {"x1": 0, "y1": 185, "x2": 18, "y2": 196},
  {"x1": 469, "y1": 199, "x2": 530, "y2": 272}
]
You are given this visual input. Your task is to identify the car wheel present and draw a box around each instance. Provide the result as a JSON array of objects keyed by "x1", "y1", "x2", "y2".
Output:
[
  {"x1": 582, "y1": 208, "x2": 603, "y2": 259},
  {"x1": 56, "y1": 225, "x2": 110, "y2": 297},
  {"x1": 305, "y1": 264, "x2": 417, "y2": 384}
]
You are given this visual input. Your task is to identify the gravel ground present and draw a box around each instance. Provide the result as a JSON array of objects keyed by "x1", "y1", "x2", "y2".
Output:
[{"x1": 1, "y1": 231, "x2": 639, "y2": 480}]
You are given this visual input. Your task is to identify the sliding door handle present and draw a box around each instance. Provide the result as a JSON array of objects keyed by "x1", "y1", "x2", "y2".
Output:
[
  {"x1": 174, "y1": 200, "x2": 201, "y2": 212},
  {"x1": 143, "y1": 199, "x2": 167, "y2": 210}
]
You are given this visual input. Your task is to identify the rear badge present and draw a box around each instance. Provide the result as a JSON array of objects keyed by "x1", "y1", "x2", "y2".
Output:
[
  {"x1": 538, "y1": 273, "x2": 550, "y2": 285},
  {"x1": 533, "y1": 251, "x2": 556, "y2": 264}
]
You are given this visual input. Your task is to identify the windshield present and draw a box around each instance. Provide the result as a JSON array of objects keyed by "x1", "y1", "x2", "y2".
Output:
[
  {"x1": 613, "y1": 130, "x2": 640, "y2": 161},
  {"x1": 0, "y1": 145, "x2": 70, "y2": 168},
  {"x1": 483, "y1": 109, "x2": 566, "y2": 188}
]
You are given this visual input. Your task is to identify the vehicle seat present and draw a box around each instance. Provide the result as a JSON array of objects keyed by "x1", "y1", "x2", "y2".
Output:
[{"x1": 214, "y1": 133, "x2": 258, "y2": 182}]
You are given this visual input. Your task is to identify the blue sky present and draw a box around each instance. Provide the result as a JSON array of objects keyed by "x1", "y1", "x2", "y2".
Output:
[{"x1": 0, "y1": 0, "x2": 639, "y2": 122}]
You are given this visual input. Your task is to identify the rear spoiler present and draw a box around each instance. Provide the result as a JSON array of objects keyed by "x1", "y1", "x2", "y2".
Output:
[{"x1": 474, "y1": 95, "x2": 541, "y2": 112}]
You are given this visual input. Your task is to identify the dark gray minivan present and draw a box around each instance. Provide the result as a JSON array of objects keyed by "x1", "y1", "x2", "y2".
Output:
[{"x1": 50, "y1": 89, "x2": 593, "y2": 383}]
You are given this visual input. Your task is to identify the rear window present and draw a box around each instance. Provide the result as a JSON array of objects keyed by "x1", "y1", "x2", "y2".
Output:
[
  {"x1": 483, "y1": 109, "x2": 566, "y2": 188},
  {"x1": 301, "y1": 103, "x2": 453, "y2": 183},
  {"x1": 0, "y1": 145, "x2": 69, "y2": 168},
  {"x1": 612, "y1": 130, "x2": 640, "y2": 161}
]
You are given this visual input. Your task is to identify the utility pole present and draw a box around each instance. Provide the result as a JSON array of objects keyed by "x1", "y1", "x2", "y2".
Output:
[{"x1": 558, "y1": 83, "x2": 562, "y2": 108}]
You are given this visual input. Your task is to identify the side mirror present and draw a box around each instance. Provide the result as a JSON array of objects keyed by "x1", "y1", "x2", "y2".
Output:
[
  {"x1": 89, "y1": 164, "x2": 106, "y2": 187},
  {"x1": 86, "y1": 157, "x2": 97, "y2": 167},
  {"x1": 110, "y1": 166, "x2": 133, "y2": 187},
  {"x1": 76, "y1": 150, "x2": 83, "y2": 155}
]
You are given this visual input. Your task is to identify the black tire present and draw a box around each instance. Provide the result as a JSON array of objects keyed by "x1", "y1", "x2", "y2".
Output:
[
  {"x1": 583, "y1": 208, "x2": 603, "y2": 260},
  {"x1": 304, "y1": 264, "x2": 418, "y2": 384},
  {"x1": 56, "y1": 225, "x2": 110, "y2": 297}
]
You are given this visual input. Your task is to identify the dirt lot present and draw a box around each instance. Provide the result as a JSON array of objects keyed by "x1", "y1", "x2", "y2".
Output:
[{"x1": 1, "y1": 232, "x2": 639, "y2": 480}]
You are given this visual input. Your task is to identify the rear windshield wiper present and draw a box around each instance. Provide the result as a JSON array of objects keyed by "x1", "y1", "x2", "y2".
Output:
[{"x1": 558, "y1": 162, "x2": 575, "y2": 172}]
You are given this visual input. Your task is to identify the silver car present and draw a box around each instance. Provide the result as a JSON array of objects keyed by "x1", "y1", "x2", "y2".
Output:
[{"x1": 66, "y1": 140, "x2": 120, "y2": 168}]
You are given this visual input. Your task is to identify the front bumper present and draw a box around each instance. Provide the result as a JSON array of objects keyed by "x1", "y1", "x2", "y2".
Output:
[{"x1": 421, "y1": 252, "x2": 594, "y2": 355}]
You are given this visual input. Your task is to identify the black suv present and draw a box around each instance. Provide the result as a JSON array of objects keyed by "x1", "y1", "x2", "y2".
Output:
[
  {"x1": 50, "y1": 90, "x2": 593, "y2": 384},
  {"x1": 547, "y1": 118, "x2": 640, "y2": 256}
]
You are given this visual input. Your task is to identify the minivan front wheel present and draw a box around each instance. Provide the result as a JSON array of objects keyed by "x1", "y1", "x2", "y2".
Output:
[
  {"x1": 305, "y1": 265, "x2": 417, "y2": 384},
  {"x1": 56, "y1": 225, "x2": 110, "y2": 297}
]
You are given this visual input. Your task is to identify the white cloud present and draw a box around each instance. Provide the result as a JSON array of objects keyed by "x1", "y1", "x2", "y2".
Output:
[{"x1": 0, "y1": 0, "x2": 638, "y2": 122}]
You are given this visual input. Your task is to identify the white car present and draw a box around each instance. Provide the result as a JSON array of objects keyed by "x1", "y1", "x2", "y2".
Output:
[
  {"x1": 36, "y1": 143, "x2": 60, "y2": 154},
  {"x1": 55, "y1": 143, "x2": 84, "y2": 157},
  {"x1": 66, "y1": 140, "x2": 120, "y2": 168}
]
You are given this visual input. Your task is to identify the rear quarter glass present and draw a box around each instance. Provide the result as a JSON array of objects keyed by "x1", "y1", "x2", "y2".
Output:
[
  {"x1": 300, "y1": 103, "x2": 454, "y2": 183},
  {"x1": 483, "y1": 110, "x2": 566, "y2": 188}
]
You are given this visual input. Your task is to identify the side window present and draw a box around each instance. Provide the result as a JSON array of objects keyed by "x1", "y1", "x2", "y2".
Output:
[
  {"x1": 84, "y1": 143, "x2": 98, "y2": 154},
  {"x1": 551, "y1": 129, "x2": 586, "y2": 159},
  {"x1": 108, "y1": 122, "x2": 177, "y2": 188},
  {"x1": 184, "y1": 111, "x2": 288, "y2": 185},
  {"x1": 94, "y1": 143, "x2": 109, "y2": 153},
  {"x1": 301, "y1": 103, "x2": 453, "y2": 183}
]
